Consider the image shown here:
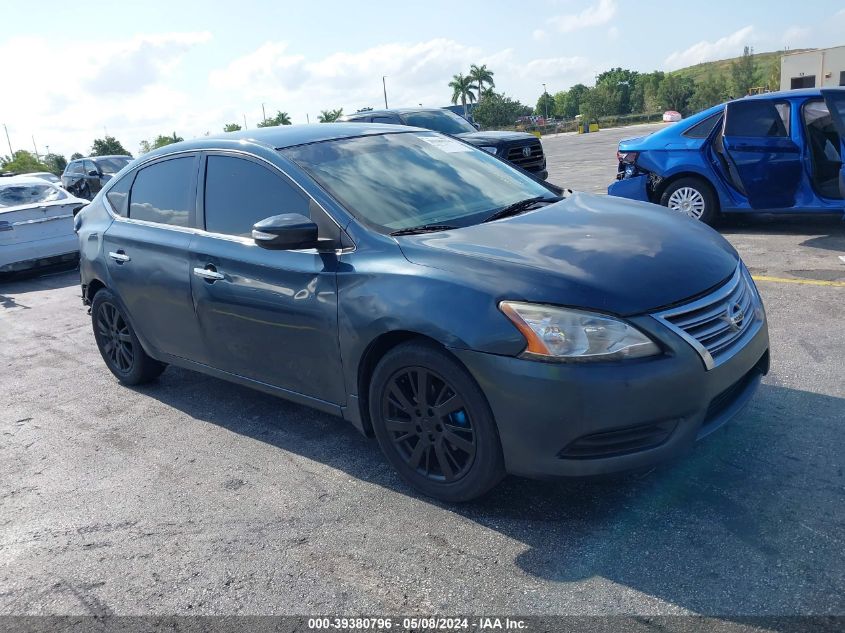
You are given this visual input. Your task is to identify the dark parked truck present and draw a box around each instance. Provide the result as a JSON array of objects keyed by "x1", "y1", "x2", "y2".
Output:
[
  {"x1": 340, "y1": 108, "x2": 548, "y2": 180},
  {"x1": 76, "y1": 123, "x2": 768, "y2": 502}
]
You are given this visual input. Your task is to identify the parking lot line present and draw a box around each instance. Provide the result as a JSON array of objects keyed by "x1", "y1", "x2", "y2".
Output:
[{"x1": 752, "y1": 275, "x2": 845, "y2": 288}]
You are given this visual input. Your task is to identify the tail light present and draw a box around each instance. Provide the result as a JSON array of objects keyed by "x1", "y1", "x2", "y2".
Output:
[{"x1": 616, "y1": 150, "x2": 639, "y2": 164}]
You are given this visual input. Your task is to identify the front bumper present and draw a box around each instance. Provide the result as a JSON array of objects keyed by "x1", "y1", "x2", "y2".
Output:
[{"x1": 450, "y1": 314, "x2": 769, "y2": 479}]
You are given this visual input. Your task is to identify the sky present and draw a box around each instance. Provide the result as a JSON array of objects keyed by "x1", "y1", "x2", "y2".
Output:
[{"x1": 2, "y1": 0, "x2": 844, "y2": 159}]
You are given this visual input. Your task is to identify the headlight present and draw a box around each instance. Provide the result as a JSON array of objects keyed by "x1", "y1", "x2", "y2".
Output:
[
  {"x1": 499, "y1": 301, "x2": 660, "y2": 362},
  {"x1": 479, "y1": 146, "x2": 498, "y2": 155}
]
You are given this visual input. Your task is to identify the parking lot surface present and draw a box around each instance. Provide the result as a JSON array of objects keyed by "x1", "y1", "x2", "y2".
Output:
[{"x1": 1, "y1": 125, "x2": 844, "y2": 618}]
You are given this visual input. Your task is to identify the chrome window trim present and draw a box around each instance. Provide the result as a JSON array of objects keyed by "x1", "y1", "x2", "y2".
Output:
[
  {"x1": 651, "y1": 265, "x2": 765, "y2": 371},
  {"x1": 11, "y1": 213, "x2": 74, "y2": 226}
]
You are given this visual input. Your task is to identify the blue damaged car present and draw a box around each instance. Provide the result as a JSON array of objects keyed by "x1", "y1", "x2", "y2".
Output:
[{"x1": 608, "y1": 88, "x2": 845, "y2": 224}]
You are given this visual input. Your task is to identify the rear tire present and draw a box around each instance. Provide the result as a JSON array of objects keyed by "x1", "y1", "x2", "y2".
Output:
[
  {"x1": 660, "y1": 177, "x2": 718, "y2": 225},
  {"x1": 368, "y1": 341, "x2": 505, "y2": 502},
  {"x1": 91, "y1": 289, "x2": 166, "y2": 385}
]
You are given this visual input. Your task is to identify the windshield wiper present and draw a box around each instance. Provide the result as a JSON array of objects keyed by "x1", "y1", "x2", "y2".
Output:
[
  {"x1": 389, "y1": 224, "x2": 458, "y2": 236},
  {"x1": 483, "y1": 195, "x2": 562, "y2": 223}
]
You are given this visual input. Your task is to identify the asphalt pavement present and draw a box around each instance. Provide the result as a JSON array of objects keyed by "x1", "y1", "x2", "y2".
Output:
[{"x1": 1, "y1": 124, "x2": 843, "y2": 619}]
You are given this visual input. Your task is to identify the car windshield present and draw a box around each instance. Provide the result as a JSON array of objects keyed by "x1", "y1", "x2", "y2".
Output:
[
  {"x1": 96, "y1": 157, "x2": 131, "y2": 174},
  {"x1": 282, "y1": 131, "x2": 553, "y2": 232},
  {"x1": 400, "y1": 110, "x2": 477, "y2": 135},
  {"x1": 0, "y1": 182, "x2": 66, "y2": 207}
]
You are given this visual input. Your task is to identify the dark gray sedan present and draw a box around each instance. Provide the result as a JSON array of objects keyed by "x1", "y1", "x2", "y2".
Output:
[{"x1": 75, "y1": 123, "x2": 769, "y2": 501}]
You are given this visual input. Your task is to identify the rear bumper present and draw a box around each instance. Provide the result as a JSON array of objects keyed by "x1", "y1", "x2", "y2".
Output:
[
  {"x1": 450, "y1": 314, "x2": 769, "y2": 479},
  {"x1": 0, "y1": 234, "x2": 79, "y2": 273},
  {"x1": 607, "y1": 173, "x2": 651, "y2": 202}
]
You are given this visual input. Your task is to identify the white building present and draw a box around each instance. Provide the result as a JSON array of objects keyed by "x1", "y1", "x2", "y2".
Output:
[{"x1": 781, "y1": 46, "x2": 845, "y2": 90}]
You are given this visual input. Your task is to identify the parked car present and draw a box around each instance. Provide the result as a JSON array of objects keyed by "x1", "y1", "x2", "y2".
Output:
[
  {"x1": 339, "y1": 108, "x2": 548, "y2": 180},
  {"x1": 0, "y1": 176, "x2": 88, "y2": 274},
  {"x1": 62, "y1": 155, "x2": 132, "y2": 200},
  {"x1": 662, "y1": 110, "x2": 683, "y2": 123},
  {"x1": 76, "y1": 123, "x2": 769, "y2": 501},
  {"x1": 26, "y1": 171, "x2": 62, "y2": 185},
  {"x1": 608, "y1": 88, "x2": 845, "y2": 224}
]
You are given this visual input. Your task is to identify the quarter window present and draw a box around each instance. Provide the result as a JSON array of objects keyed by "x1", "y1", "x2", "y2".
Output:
[
  {"x1": 128, "y1": 157, "x2": 195, "y2": 226},
  {"x1": 683, "y1": 112, "x2": 723, "y2": 138},
  {"x1": 106, "y1": 174, "x2": 133, "y2": 216},
  {"x1": 68, "y1": 161, "x2": 84, "y2": 175},
  {"x1": 203, "y1": 156, "x2": 309, "y2": 237}
]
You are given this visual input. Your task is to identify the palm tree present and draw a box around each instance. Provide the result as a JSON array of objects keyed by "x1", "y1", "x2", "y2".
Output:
[
  {"x1": 469, "y1": 64, "x2": 495, "y2": 102},
  {"x1": 318, "y1": 108, "x2": 344, "y2": 123},
  {"x1": 258, "y1": 111, "x2": 292, "y2": 127},
  {"x1": 449, "y1": 73, "x2": 476, "y2": 118}
]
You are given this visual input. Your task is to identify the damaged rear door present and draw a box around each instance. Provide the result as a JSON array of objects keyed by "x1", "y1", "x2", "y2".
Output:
[
  {"x1": 719, "y1": 99, "x2": 802, "y2": 209},
  {"x1": 821, "y1": 89, "x2": 845, "y2": 203}
]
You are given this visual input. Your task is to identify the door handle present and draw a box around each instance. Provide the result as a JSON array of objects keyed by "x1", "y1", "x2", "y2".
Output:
[
  {"x1": 193, "y1": 266, "x2": 225, "y2": 281},
  {"x1": 108, "y1": 251, "x2": 130, "y2": 263}
]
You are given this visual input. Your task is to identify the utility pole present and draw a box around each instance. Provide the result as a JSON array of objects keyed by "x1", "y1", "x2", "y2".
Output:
[
  {"x1": 3, "y1": 124, "x2": 12, "y2": 156},
  {"x1": 542, "y1": 83, "x2": 549, "y2": 123},
  {"x1": 243, "y1": 114, "x2": 248, "y2": 130},
  {"x1": 306, "y1": 113, "x2": 310, "y2": 124},
  {"x1": 32, "y1": 135, "x2": 40, "y2": 160},
  {"x1": 261, "y1": 103, "x2": 267, "y2": 124},
  {"x1": 382, "y1": 76, "x2": 388, "y2": 109}
]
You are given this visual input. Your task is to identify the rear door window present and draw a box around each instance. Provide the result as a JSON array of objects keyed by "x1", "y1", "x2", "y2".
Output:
[
  {"x1": 724, "y1": 100, "x2": 789, "y2": 137},
  {"x1": 128, "y1": 156, "x2": 196, "y2": 227},
  {"x1": 203, "y1": 155, "x2": 309, "y2": 237}
]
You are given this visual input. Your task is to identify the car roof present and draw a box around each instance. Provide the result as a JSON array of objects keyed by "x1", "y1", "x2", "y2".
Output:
[
  {"x1": 69, "y1": 155, "x2": 132, "y2": 162},
  {"x1": 744, "y1": 87, "x2": 845, "y2": 101},
  {"x1": 343, "y1": 108, "x2": 447, "y2": 117},
  {"x1": 1, "y1": 175, "x2": 61, "y2": 186},
  {"x1": 141, "y1": 123, "x2": 424, "y2": 159}
]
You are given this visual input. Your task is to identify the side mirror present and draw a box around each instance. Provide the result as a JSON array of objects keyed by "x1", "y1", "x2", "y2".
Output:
[
  {"x1": 473, "y1": 122, "x2": 480, "y2": 130},
  {"x1": 252, "y1": 213, "x2": 320, "y2": 250},
  {"x1": 87, "y1": 170, "x2": 99, "y2": 177}
]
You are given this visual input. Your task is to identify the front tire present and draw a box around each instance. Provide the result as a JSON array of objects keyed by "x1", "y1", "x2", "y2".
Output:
[
  {"x1": 368, "y1": 341, "x2": 505, "y2": 502},
  {"x1": 91, "y1": 289, "x2": 166, "y2": 385},
  {"x1": 660, "y1": 177, "x2": 718, "y2": 225}
]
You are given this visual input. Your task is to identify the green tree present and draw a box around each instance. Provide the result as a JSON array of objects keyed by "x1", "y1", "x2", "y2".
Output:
[
  {"x1": 258, "y1": 111, "x2": 292, "y2": 127},
  {"x1": 469, "y1": 64, "x2": 495, "y2": 102},
  {"x1": 535, "y1": 92, "x2": 556, "y2": 118},
  {"x1": 635, "y1": 71, "x2": 665, "y2": 112},
  {"x1": 138, "y1": 140, "x2": 152, "y2": 154},
  {"x1": 223, "y1": 123, "x2": 242, "y2": 132},
  {"x1": 553, "y1": 84, "x2": 589, "y2": 118},
  {"x1": 472, "y1": 92, "x2": 531, "y2": 128},
  {"x1": 580, "y1": 83, "x2": 624, "y2": 122},
  {"x1": 70, "y1": 152, "x2": 84, "y2": 160},
  {"x1": 657, "y1": 74, "x2": 695, "y2": 113},
  {"x1": 596, "y1": 67, "x2": 639, "y2": 114},
  {"x1": 0, "y1": 150, "x2": 50, "y2": 174},
  {"x1": 689, "y1": 75, "x2": 729, "y2": 113},
  {"x1": 730, "y1": 46, "x2": 758, "y2": 97},
  {"x1": 43, "y1": 153, "x2": 67, "y2": 175},
  {"x1": 91, "y1": 135, "x2": 131, "y2": 157},
  {"x1": 448, "y1": 73, "x2": 476, "y2": 118},
  {"x1": 318, "y1": 108, "x2": 344, "y2": 123},
  {"x1": 152, "y1": 132, "x2": 183, "y2": 149}
]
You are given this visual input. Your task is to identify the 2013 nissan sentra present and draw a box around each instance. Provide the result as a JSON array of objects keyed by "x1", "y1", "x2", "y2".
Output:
[{"x1": 75, "y1": 123, "x2": 770, "y2": 502}]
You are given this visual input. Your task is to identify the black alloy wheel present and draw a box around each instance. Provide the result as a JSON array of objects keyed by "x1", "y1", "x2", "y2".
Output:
[
  {"x1": 382, "y1": 366, "x2": 476, "y2": 482},
  {"x1": 96, "y1": 302, "x2": 134, "y2": 374},
  {"x1": 369, "y1": 341, "x2": 504, "y2": 502},
  {"x1": 91, "y1": 289, "x2": 166, "y2": 385}
]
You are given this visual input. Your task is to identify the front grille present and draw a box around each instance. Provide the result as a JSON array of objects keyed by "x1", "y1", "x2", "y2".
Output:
[
  {"x1": 558, "y1": 420, "x2": 678, "y2": 460},
  {"x1": 506, "y1": 141, "x2": 544, "y2": 169},
  {"x1": 652, "y1": 266, "x2": 764, "y2": 370}
]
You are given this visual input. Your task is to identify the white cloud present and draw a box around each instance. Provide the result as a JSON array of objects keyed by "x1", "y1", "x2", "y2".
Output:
[
  {"x1": 782, "y1": 26, "x2": 811, "y2": 46},
  {"x1": 533, "y1": 29, "x2": 547, "y2": 41},
  {"x1": 548, "y1": 0, "x2": 617, "y2": 33},
  {"x1": 0, "y1": 32, "x2": 212, "y2": 157},
  {"x1": 664, "y1": 25, "x2": 755, "y2": 70}
]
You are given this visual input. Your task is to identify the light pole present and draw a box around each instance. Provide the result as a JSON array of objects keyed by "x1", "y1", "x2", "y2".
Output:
[
  {"x1": 382, "y1": 76, "x2": 389, "y2": 109},
  {"x1": 3, "y1": 124, "x2": 12, "y2": 155},
  {"x1": 542, "y1": 83, "x2": 549, "y2": 123}
]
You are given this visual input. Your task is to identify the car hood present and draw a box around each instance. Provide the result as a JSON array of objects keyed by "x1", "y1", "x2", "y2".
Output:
[
  {"x1": 397, "y1": 192, "x2": 739, "y2": 316},
  {"x1": 456, "y1": 130, "x2": 537, "y2": 144}
]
